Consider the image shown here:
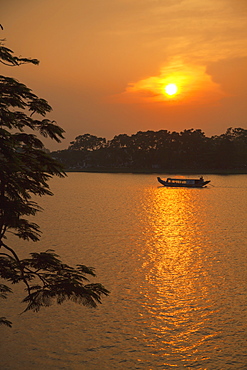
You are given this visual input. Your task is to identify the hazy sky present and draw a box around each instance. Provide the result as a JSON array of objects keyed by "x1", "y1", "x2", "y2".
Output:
[{"x1": 1, "y1": 0, "x2": 247, "y2": 149}]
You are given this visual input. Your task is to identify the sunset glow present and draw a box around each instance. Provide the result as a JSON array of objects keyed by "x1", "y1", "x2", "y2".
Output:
[
  {"x1": 119, "y1": 59, "x2": 226, "y2": 105},
  {"x1": 2, "y1": 0, "x2": 247, "y2": 149}
]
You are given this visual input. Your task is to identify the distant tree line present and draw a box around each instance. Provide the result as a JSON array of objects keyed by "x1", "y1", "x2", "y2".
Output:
[{"x1": 52, "y1": 128, "x2": 247, "y2": 172}]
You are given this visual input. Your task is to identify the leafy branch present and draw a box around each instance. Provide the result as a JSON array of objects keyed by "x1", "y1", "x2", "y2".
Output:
[
  {"x1": 0, "y1": 39, "x2": 109, "y2": 327},
  {"x1": 0, "y1": 248, "x2": 109, "y2": 316}
]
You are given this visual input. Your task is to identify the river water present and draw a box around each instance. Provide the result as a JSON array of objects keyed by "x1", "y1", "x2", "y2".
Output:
[{"x1": 1, "y1": 173, "x2": 247, "y2": 369}]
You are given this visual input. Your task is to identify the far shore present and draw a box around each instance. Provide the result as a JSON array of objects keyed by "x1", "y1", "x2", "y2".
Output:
[{"x1": 65, "y1": 168, "x2": 247, "y2": 175}]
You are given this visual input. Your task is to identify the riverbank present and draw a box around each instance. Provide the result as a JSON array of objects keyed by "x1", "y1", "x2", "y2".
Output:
[{"x1": 65, "y1": 167, "x2": 247, "y2": 175}]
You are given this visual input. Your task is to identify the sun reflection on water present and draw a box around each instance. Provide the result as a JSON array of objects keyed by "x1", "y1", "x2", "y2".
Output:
[{"x1": 137, "y1": 186, "x2": 220, "y2": 367}]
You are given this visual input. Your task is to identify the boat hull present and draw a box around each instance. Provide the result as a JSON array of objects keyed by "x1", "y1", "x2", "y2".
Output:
[{"x1": 157, "y1": 177, "x2": 210, "y2": 188}]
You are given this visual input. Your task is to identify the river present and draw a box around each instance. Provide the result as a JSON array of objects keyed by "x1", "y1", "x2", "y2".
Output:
[{"x1": 1, "y1": 173, "x2": 247, "y2": 369}]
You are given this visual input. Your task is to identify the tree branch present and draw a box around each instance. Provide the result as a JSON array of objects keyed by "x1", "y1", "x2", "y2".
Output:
[{"x1": 0, "y1": 241, "x2": 31, "y2": 296}]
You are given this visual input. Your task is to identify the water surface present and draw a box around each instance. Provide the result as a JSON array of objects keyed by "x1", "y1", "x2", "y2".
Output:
[{"x1": 1, "y1": 173, "x2": 247, "y2": 369}]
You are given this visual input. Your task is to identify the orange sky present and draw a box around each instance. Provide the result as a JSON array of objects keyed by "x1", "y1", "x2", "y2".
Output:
[{"x1": 1, "y1": 0, "x2": 247, "y2": 149}]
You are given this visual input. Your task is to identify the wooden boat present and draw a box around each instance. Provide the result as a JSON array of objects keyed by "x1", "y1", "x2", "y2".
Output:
[{"x1": 157, "y1": 176, "x2": 210, "y2": 188}]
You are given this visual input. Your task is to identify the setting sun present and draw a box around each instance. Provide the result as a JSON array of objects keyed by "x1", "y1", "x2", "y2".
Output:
[
  {"x1": 121, "y1": 59, "x2": 226, "y2": 105},
  {"x1": 164, "y1": 83, "x2": 178, "y2": 96}
]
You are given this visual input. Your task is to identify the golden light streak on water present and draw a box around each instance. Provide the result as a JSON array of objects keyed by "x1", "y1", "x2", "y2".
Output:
[{"x1": 136, "y1": 185, "x2": 225, "y2": 367}]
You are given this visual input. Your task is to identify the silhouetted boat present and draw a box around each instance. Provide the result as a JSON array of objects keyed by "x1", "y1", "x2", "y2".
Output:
[{"x1": 157, "y1": 176, "x2": 210, "y2": 188}]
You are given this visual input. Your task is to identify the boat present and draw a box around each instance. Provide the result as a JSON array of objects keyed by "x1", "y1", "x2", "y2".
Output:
[{"x1": 157, "y1": 176, "x2": 210, "y2": 188}]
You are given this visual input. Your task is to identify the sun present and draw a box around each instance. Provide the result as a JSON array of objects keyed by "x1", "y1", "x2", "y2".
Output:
[{"x1": 164, "y1": 83, "x2": 178, "y2": 96}]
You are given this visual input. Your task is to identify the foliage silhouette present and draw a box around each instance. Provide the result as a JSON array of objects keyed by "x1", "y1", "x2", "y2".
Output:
[
  {"x1": 0, "y1": 39, "x2": 109, "y2": 327},
  {"x1": 53, "y1": 128, "x2": 247, "y2": 172}
]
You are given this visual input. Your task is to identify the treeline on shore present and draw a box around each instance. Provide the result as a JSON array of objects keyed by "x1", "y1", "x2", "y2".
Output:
[{"x1": 51, "y1": 127, "x2": 247, "y2": 173}]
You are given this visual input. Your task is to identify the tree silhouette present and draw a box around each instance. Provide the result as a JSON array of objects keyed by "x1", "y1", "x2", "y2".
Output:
[
  {"x1": 53, "y1": 127, "x2": 247, "y2": 172},
  {"x1": 69, "y1": 133, "x2": 106, "y2": 151},
  {"x1": 0, "y1": 39, "x2": 109, "y2": 327}
]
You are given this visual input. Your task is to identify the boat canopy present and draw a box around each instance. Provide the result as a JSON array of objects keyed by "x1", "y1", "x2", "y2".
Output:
[{"x1": 167, "y1": 178, "x2": 200, "y2": 184}]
